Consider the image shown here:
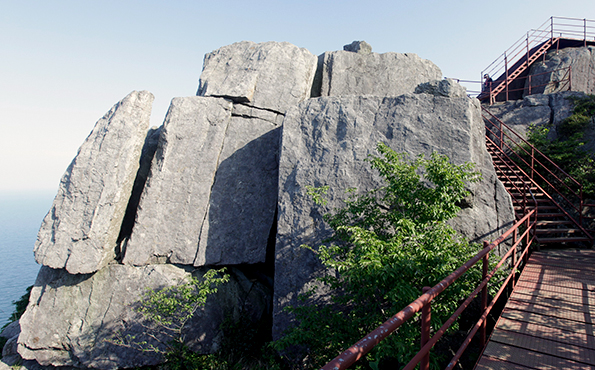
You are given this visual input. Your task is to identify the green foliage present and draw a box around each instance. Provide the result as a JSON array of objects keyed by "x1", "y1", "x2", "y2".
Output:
[
  {"x1": 274, "y1": 143, "x2": 485, "y2": 369},
  {"x1": 518, "y1": 95, "x2": 595, "y2": 199},
  {"x1": 111, "y1": 269, "x2": 229, "y2": 367}
]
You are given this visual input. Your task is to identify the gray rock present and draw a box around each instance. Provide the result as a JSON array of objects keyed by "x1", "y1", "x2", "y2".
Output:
[
  {"x1": 33, "y1": 91, "x2": 154, "y2": 274},
  {"x1": 272, "y1": 94, "x2": 514, "y2": 338},
  {"x1": 343, "y1": 40, "x2": 372, "y2": 54},
  {"x1": 0, "y1": 321, "x2": 19, "y2": 340},
  {"x1": 526, "y1": 46, "x2": 595, "y2": 96},
  {"x1": 123, "y1": 96, "x2": 233, "y2": 266},
  {"x1": 319, "y1": 50, "x2": 442, "y2": 97},
  {"x1": 484, "y1": 91, "x2": 585, "y2": 141},
  {"x1": 196, "y1": 116, "x2": 280, "y2": 266},
  {"x1": 17, "y1": 264, "x2": 270, "y2": 369},
  {"x1": 415, "y1": 78, "x2": 468, "y2": 98},
  {"x1": 197, "y1": 41, "x2": 318, "y2": 113},
  {"x1": 123, "y1": 97, "x2": 280, "y2": 267}
]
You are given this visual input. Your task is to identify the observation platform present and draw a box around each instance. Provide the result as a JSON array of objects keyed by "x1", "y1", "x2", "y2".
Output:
[{"x1": 476, "y1": 249, "x2": 595, "y2": 369}]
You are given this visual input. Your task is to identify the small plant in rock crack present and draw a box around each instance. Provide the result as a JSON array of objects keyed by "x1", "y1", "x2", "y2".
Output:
[{"x1": 110, "y1": 268, "x2": 229, "y2": 368}]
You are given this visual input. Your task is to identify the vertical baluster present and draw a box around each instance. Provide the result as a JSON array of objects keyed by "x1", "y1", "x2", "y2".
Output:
[{"x1": 420, "y1": 287, "x2": 431, "y2": 370}]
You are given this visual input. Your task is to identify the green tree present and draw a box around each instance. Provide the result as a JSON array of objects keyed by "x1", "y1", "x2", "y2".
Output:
[
  {"x1": 274, "y1": 143, "x2": 484, "y2": 369},
  {"x1": 112, "y1": 269, "x2": 229, "y2": 369}
]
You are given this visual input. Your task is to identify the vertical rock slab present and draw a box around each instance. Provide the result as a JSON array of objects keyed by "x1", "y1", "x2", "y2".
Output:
[
  {"x1": 123, "y1": 97, "x2": 233, "y2": 266},
  {"x1": 195, "y1": 116, "x2": 281, "y2": 266},
  {"x1": 197, "y1": 41, "x2": 318, "y2": 113},
  {"x1": 272, "y1": 93, "x2": 514, "y2": 338},
  {"x1": 318, "y1": 48, "x2": 442, "y2": 97},
  {"x1": 34, "y1": 91, "x2": 154, "y2": 274},
  {"x1": 17, "y1": 265, "x2": 270, "y2": 369}
]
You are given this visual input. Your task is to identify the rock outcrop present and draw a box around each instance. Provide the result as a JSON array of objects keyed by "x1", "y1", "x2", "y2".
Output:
[
  {"x1": 526, "y1": 46, "x2": 595, "y2": 95},
  {"x1": 34, "y1": 91, "x2": 154, "y2": 275},
  {"x1": 197, "y1": 41, "x2": 318, "y2": 115},
  {"x1": 272, "y1": 90, "x2": 514, "y2": 339},
  {"x1": 18, "y1": 265, "x2": 269, "y2": 369},
  {"x1": 317, "y1": 45, "x2": 442, "y2": 97},
  {"x1": 485, "y1": 91, "x2": 587, "y2": 140},
  {"x1": 14, "y1": 40, "x2": 516, "y2": 369}
]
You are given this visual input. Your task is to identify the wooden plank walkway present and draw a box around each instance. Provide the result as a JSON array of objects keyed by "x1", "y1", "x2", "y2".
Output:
[{"x1": 475, "y1": 249, "x2": 595, "y2": 370}]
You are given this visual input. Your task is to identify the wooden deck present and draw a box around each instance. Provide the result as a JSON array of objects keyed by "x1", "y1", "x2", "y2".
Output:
[{"x1": 475, "y1": 249, "x2": 595, "y2": 370}]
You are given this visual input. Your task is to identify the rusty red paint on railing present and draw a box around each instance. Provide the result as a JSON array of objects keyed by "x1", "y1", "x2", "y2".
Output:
[
  {"x1": 483, "y1": 106, "x2": 593, "y2": 243},
  {"x1": 321, "y1": 210, "x2": 537, "y2": 370},
  {"x1": 480, "y1": 16, "x2": 594, "y2": 104}
]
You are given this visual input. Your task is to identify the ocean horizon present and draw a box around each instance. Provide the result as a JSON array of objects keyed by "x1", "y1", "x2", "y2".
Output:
[{"x1": 0, "y1": 190, "x2": 55, "y2": 328}]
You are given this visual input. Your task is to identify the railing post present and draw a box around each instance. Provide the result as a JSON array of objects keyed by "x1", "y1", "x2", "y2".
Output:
[
  {"x1": 530, "y1": 147, "x2": 535, "y2": 180},
  {"x1": 551, "y1": 16, "x2": 554, "y2": 41},
  {"x1": 585, "y1": 18, "x2": 588, "y2": 47},
  {"x1": 528, "y1": 74, "x2": 532, "y2": 96},
  {"x1": 526, "y1": 32, "x2": 530, "y2": 68},
  {"x1": 580, "y1": 187, "x2": 584, "y2": 228},
  {"x1": 505, "y1": 53, "x2": 509, "y2": 102},
  {"x1": 512, "y1": 227, "x2": 517, "y2": 290},
  {"x1": 481, "y1": 242, "x2": 489, "y2": 348},
  {"x1": 421, "y1": 286, "x2": 431, "y2": 370}
]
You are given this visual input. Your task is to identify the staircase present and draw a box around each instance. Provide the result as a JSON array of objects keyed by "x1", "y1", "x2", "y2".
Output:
[
  {"x1": 483, "y1": 108, "x2": 593, "y2": 247},
  {"x1": 483, "y1": 38, "x2": 560, "y2": 104}
]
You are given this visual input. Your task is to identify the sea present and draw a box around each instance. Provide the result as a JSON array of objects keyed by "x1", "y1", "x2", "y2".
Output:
[{"x1": 0, "y1": 191, "x2": 54, "y2": 329}]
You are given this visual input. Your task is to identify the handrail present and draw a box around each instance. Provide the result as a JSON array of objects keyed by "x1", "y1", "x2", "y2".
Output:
[
  {"x1": 480, "y1": 16, "x2": 595, "y2": 104},
  {"x1": 321, "y1": 210, "x2": 537, "y2": 370},
  {"x1": 482, "y1": 107, "x2": 593, "y2": 242}
]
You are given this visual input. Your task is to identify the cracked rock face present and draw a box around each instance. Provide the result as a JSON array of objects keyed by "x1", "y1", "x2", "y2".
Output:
[
  {"x1": 197, "y1": 41, "x2": 318, "y2": 114},
  {"x1": 123, "y1": 96, "x2": 280, "y2": 266},
  {"x1": 272, "y1": 93, "x2": 514, "y2": 339},
  {"x1": 317, "y1": 49, "x2": 442, "y2": 97},
  {"x1": 17, "y1": 265, "x2": 270, "y2": 370},
  {"x1": 33, "y1": 91, "x2": 154, "y2": 275},
  {"x1": 526, "y1": 46, "x2": 595, "y2": 95}
]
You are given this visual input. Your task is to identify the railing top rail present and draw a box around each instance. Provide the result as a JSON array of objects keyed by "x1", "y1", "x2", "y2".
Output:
[
  {"x1": 481, "y1": 16, "x2": 595, "y2": 89},
  {"x1": 321, "y1": 210, "x2": 536, "y2": 370},
  {"x1": 481, "y1": 106, "x2": 582, "y2": 189}
]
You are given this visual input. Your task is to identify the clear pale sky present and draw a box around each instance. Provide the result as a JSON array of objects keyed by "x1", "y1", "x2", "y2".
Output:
[{"x1": 1, "y1": 1, "x2": 594, "y2": 193}]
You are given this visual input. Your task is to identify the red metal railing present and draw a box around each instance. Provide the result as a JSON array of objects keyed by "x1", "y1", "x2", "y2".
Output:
[
  {"x1": 482, "y1": 107, "x2": 593, "y2": 238},
  {"x1": 321, "y1": 210, "x2": 537, "y2": 370},
  {"x1": 480, "y1": 16, "x2": 595, "y2": 104}
]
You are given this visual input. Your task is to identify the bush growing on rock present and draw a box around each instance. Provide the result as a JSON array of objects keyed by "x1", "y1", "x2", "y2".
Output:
[{"x1": 273, "y1": 143, "x2": 486, "y2": 369}]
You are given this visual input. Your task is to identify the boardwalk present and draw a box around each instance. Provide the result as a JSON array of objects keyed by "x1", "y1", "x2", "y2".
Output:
[{"x1": 476, "y1": 249, "x2": 595, "y2": 369}]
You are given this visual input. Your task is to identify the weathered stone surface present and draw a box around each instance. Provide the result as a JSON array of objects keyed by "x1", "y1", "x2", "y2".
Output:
[
  {"x1": 415, "y1": 78, "x2": 467, "y2": 98},
  {"x1": 272, "y1": 94, "x2": 514, "y2": 338},
  {"x1": 484, "y1": 91, "x2": 585, "y2": 141},
  {"x1": 197, "y1": 41, "x2": 318, "y2": 113},
  {"x1": 18, "y1": 264, "x2": 270, "y2": 369},
  {"x1": 526, "y1": 46, "x2": 595, "y2": 95},
  {"x1": 196, "y1": 116, "x2": 280, "y2": 266},
  {"x1": 0, "y1": 321, "x2": 19, "y2": 340},
  {"x1": 123, "y1": 96, "x2": 233, "y2": 266},
  {"x1": 318, "y1": 50, "x2": 442, "y2": 97},
  {"x1": 123, "y1": 97, "x2": 280, "y2": 267},
  {"x1": 343, "y1": 40, "x2": 372, "y2": 54},
  {"x1": 34, "y1": 91, "x2": 154, "y2": 274}
]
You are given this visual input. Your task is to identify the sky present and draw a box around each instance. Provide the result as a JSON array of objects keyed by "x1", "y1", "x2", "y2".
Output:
[{"x1": 1, "y1": 0, "x2": 594, "y2": 193}]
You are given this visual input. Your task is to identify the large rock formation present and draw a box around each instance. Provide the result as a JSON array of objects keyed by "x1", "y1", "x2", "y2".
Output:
[
  {"x1": 316, "y1": 47, "x2": 442, "y2": 97},
  {"x1": 484, "y1": 91, "x2": 587, "y2": 140},
  {"x1": 13, "y1": 40, "x2": 516, "y2": 369},
  {"x1": 34, "y1": 91, "x2": 154, "y2": 275},
  {"x1": 197, "y1": 41, "x2": 318, "y2": 115},
  {"x1": 18, "y1": 265, "x2": 269, "y2": 369},
  {"x1": 525, "y1": 46, "x2": 595, "y2": 95},
  {"x1": 272, "y1": 88, "x2": 514, "y2": 339}
]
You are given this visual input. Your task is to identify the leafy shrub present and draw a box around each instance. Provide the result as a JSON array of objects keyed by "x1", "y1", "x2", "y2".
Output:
[
  {"x1": 274, "y1": 143, "x2": 486, "y2": 369},
  {"x1": 111, "y1": 269, "x2": 229, "y2": 368}
]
